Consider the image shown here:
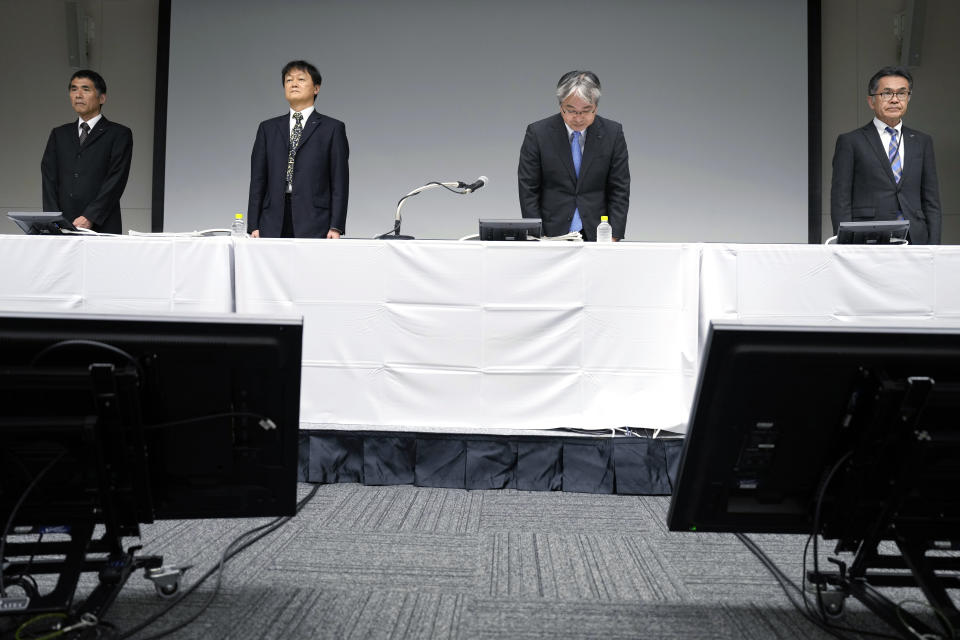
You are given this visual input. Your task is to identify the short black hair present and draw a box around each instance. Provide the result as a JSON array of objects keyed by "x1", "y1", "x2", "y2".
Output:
[
  {"x1": 868, "y1": 66, "x2": 913, "y2": 95},
  {"x1": 69, "y1": 69, "x2": 107, "y2": 95},
  {"x1": 281, "y1": 60, "x2": 322, "y2": 88}
]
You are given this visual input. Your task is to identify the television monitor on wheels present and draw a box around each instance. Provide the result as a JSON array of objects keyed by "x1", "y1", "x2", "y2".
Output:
[
  {"x1": 479, "y1": 218, "x2": 542, "y2": 241},
  {"x1": 6, "y1": 212, "x2": 78, "y2": 235},
  {"x1": 836, "y1": 220, "x2": 909, "y2": 245},
  {"x1": 667, "y1": 321, "x2": 960, "y2": 639},
  {"x1": 0, "y1": 312, "x2": 302, "y2": 625}
]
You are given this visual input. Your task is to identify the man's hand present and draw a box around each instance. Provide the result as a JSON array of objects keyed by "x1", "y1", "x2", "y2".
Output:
[
  {"x1": 250, "y1": 229, "x2": 260, "y2": 238},
  {"x1": 73, "y1": 216, "x2": 92, "y2": 229},
  {"x1": 327, "y1": 229, "x2": 341, "y2": 239}
]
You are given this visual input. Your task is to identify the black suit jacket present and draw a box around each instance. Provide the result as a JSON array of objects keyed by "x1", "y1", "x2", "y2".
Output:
[
  {"x1": 518, "y1": 113, "x2": 630, "y2": 241},
  {"x1": 247, "y1": 111, "x2": 349, "y2": 238},
  {"x1": 830, "y1": 122, "x2": 941, "y2": 245},
  {"x1": 41, "y1": 116, "x2": 133, "y2": 234}
]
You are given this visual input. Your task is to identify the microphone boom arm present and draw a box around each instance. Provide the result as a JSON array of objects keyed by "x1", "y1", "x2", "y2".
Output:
[{"x1": 375, "y1": 180, "x2": 477, "y2": 240}]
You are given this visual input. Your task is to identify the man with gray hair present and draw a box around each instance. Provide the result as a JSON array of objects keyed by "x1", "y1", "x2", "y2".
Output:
[{"x1": 518, "y1": 70, "x2": 630, "y2": 240}]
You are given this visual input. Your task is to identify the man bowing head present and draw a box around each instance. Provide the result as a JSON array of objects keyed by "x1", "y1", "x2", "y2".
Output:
[{"x1": 518, "y1": 70, "x2": 630, "y2": 241}]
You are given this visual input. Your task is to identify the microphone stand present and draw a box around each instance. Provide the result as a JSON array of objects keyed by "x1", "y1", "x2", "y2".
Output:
[{"x1": 375, "y1": 181, "x2": 471, "y2": 240}]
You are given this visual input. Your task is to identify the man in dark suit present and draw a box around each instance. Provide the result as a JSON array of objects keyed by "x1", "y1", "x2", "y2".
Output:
[
  {"x1": 248, "y1": 60, "x2": 349, "y2": 238},
  {"x1": 41, "y1": 70, "x2": 132, "y2": 234},
  {"x1": 831, "y1": 65, "x2": 941, "y2": 244},
  {"x1": 518, "y1": 70, "x2": 630, "y2": 241}
]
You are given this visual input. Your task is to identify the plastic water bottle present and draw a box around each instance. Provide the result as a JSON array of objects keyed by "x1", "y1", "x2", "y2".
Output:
[
  {"x1": 231, "y1": 213, "x2": 246, "y2": 237},
  {"x1": 596, "y1": 215, "x2": 612, "y2": 243}
]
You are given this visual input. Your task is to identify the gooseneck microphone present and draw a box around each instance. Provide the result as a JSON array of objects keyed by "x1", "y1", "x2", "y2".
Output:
[
  {"x1": 375, "y1": 176, "x2": 489, "y2": 240},
  {"x1": 458, "y1": 176, "x2": 488, "y2": 194}
]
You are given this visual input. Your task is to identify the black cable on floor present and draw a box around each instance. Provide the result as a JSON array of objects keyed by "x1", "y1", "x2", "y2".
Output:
[{"x1": 115, "y1": 484, "x2": 320, "y2": 640}]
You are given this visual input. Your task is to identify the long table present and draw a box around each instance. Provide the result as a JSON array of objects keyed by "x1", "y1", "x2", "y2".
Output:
[
  {"x1": 8, "y1": 235, "x2": 960, "y2": 435},
  {"x1": 2, "y1": 235, "x2": 234, "y2": 313}
]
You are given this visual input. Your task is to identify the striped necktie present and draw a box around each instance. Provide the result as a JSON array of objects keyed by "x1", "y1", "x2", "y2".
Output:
[
  {"x1": 885, "y1": 126, "x2": 902, "y2": 183},
  {"x1": 79, "y1": 122, "x2": 90, "y2": 146}
]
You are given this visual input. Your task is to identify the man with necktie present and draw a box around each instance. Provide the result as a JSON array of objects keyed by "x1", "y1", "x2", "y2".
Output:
[
  {"x1": 41, "y1": 70, "x2": 133, "y2": 234},
  {"x1": 830, "y1": 66, "x2": 941, "y2": 244},
  {"x1": 248, "y1": 60, "x2": 349, "y2": 238},
  {"x1": 518, "y1": 70, "x2": 630, "y2": 241}
]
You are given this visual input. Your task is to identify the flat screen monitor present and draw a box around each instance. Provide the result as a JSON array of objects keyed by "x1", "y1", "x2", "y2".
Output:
[
  {"x1": 667, "y1": 321, "x2": 960, "y2": 540},
  {"x1": 6, "y1": 212, "x2": 78, "y2": 235},
  {"x1": 836, "y1": 220, "x2": 909, "y2": 245},
  {"x1": 0, "y1": 311, "x2": 303, "y2": 525},
  {"x1": 479, "y1": 219, "x2": 542, "y2": 241}
]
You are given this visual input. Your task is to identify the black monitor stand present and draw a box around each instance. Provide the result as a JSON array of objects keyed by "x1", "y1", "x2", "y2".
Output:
[
  {"x1": 808, "y1": 372, "x2": 960, "y2": 639},
  {"x1": 1, "y1": 364, "x2": 164, "y2": 625}
]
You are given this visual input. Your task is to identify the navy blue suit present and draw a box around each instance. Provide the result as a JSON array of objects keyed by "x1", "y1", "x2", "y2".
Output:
[
  {"x1": 247, "y1": 111, "x2": 349, "y2": 238},
  {"x1": 41, "y1": 116, "x2": 132, "y2": 234}
]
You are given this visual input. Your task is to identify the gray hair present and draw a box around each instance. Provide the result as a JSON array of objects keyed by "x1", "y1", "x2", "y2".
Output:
[{"x1": 556, "y1": 70, "x2": 601, "y2": 105}]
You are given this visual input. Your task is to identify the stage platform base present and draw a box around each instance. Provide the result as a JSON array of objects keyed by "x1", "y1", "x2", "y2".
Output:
[{"x1": 297, "y1": 429, "x2": 682, "y2": 495}]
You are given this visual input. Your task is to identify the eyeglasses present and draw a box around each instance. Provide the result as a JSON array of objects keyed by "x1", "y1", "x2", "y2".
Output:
[
  {"x1": 870, "y1": 90, "x2": 912, "y2": 102},
  {"x1": 561, "y1": 106, "x2": 596, "y2": 117}
]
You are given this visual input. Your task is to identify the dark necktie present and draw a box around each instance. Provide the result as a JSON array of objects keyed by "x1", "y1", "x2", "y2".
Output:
[
  {"x1": 287, "y1": 112, "x2": 304, "y2": 190},
  {"x1": 79, "y1": 122, "x2": 90, "y2": 146},
  {"x1": 569, "y1": 130, "x2": 583, "y2": 233},
  {"x1": 885, "y1": 126, "x2": 902, "y2": 183}
]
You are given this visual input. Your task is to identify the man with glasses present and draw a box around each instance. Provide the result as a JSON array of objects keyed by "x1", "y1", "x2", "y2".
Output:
[
  {"x1": 830, "y1": 66, "x2": 941, "y2": 244},
  {"x1": 518, "y1": 70, "x2": 630, "y2": 241}
]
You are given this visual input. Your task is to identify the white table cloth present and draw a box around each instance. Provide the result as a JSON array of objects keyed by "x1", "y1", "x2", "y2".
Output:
[
  {"x1": 1, "y1": 235, "x2": 234, "y2": 313},
  {"x1": 9, "y1": 234, "x2": 960, "y2": 436},
  {"x1": 235, "y1": 239, "x2": 701, "y2": 433},
  {"x1": 699, "y1": 244, "x2": 960, "y2": 341}
]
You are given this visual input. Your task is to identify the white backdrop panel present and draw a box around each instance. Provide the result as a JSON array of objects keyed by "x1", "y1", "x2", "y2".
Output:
[{"x1": 166, "y1": 0, "x2": 808, "y2": 243}]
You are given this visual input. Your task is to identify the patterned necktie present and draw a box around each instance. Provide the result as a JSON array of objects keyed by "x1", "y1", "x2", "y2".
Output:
[
  {"x1": 569, "y1": 130, "x2": 583, "y2": 233},
  {"x1": 286, "y1": 112, "x2": 304, "y2": 189},
  {"x1": 885, "y1": 126, "x2": 902, "y2": 183},
  {"x1": 79, "y1": 122, "x2": 90, "y2": 146}
]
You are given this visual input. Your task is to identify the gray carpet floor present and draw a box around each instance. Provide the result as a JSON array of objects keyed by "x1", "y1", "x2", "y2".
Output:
[{"x1": 69, "y1": 484, "x2": 947, "y2": 639}]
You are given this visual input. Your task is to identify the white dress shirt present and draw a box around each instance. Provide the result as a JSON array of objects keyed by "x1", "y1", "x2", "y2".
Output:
[
  {"x1": 873, "y1": 117, "x2": 905, "y2": 172},
  {"x1": 289, "y1": 106, "x2": 315, "y2": 135},
  {"x1": 564, "y1": 122, "x2": 587, "y2": 154},
  {"x1": 78, "y1": 113, "x2": 103, "y2": 137}
]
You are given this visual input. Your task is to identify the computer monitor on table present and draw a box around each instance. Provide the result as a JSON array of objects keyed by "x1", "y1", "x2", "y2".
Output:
[
  {"x1": 479, "y1": 219, "x2": 542, "y2": 241},
  {"x1": 836, "y1": 220, "x2": 909, "y2": 245},
  {"x1": 7, "y1": 212, "x2": 78, "y2": 235}
]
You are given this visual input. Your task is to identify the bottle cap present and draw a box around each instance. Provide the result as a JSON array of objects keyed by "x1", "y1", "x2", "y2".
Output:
[
  {"x1": 235, "y1": 213, "x2": 243, "y2": 220},
  {"x1": 601, "y1": 216, "x2": 609, "y2": 221}
]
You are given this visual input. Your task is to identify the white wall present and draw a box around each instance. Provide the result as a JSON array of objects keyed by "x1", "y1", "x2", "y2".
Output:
[
  {"x1": 165, "y1": 0, "x2": 809, "y2": 242},
  {"x1": 3, "y1": 1, "x2": 956, "y2": 243},
  {"x1": 821, "y1": 0, "x2": 960, "y2": 243},
  {"x1": 0, "y1": 0, "x2": 157, "y2": 235}
]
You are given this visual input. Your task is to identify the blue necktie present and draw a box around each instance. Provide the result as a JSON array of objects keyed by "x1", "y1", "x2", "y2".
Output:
[
  {"x1": 885, "y1": 126, "x2": 902, "y2": 184},
  {"x1": 569, "y1": 131, "x2": 583, "y2": 233}
]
